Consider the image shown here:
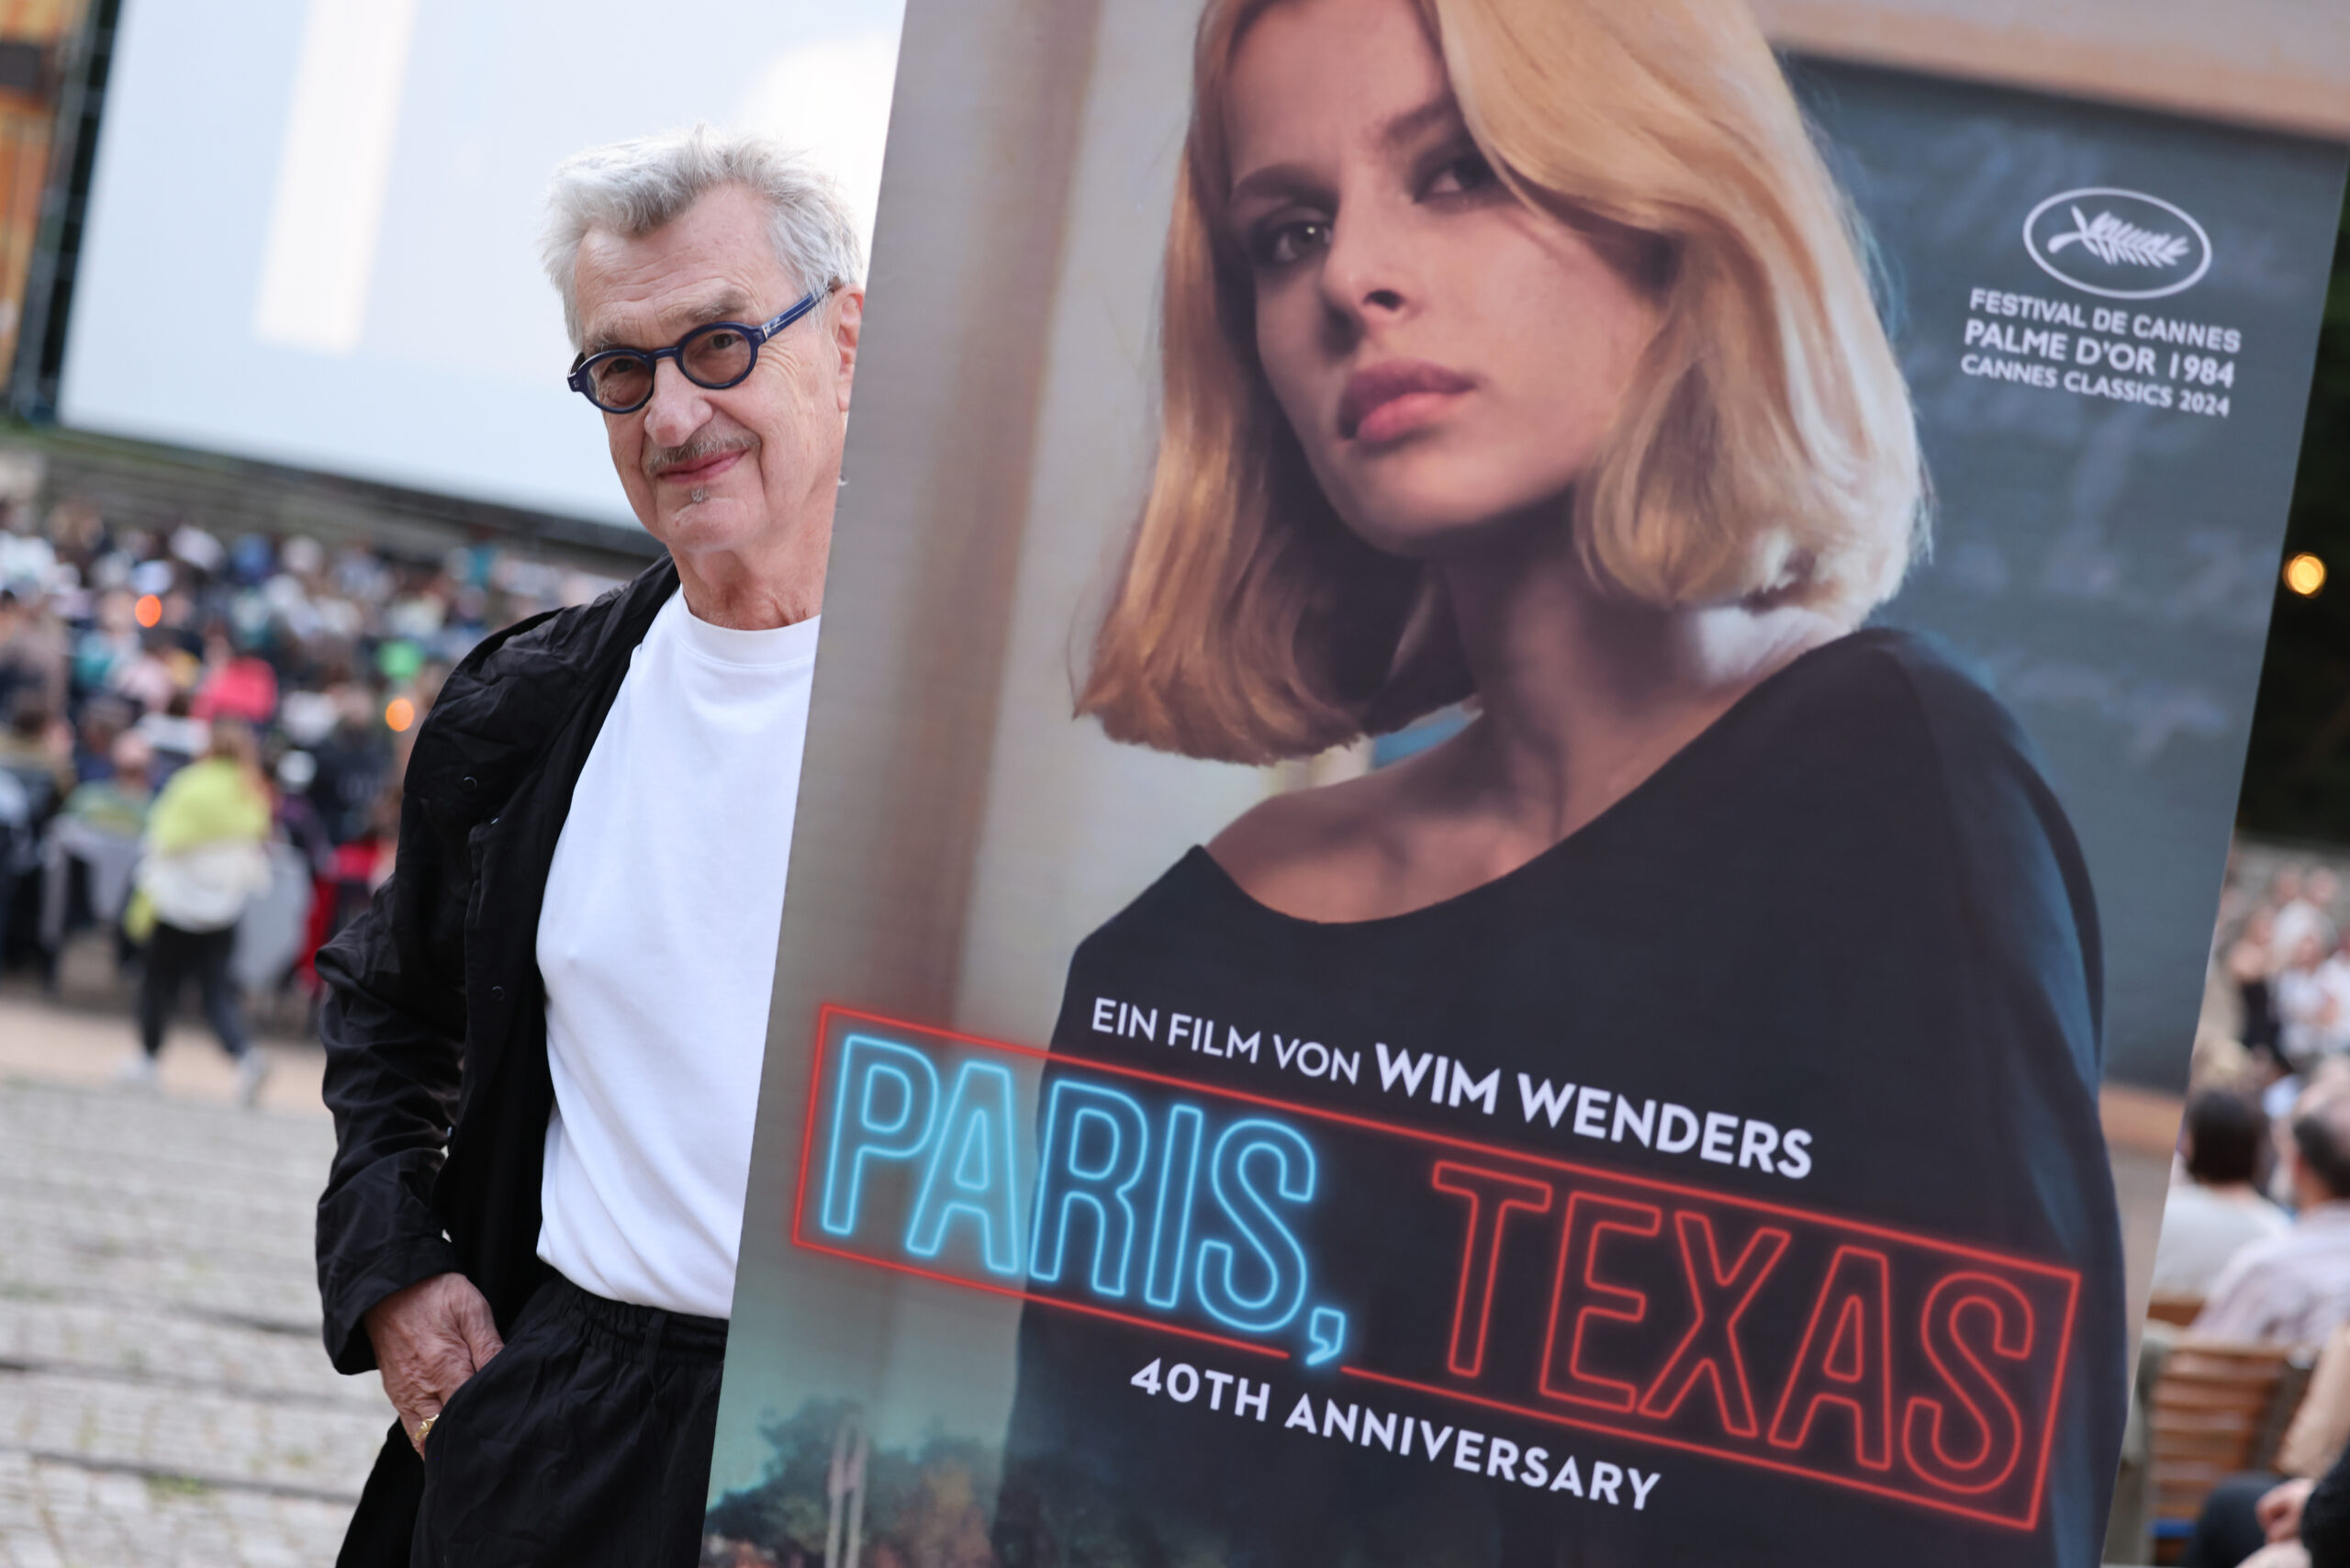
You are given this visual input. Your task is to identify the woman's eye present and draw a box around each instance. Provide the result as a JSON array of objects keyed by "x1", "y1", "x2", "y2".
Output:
[
  {"x1": 1425, "y1": 149, "x2": 1497, "y2": 199},
  {"x1": 1249, "y1": 217, "x2": 1330, "y2": 268}
]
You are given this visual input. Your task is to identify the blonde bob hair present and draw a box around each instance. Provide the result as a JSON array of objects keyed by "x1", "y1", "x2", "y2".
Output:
[{"x1": 1078, "y1": 0, "x2": 1925, "y2": 764}]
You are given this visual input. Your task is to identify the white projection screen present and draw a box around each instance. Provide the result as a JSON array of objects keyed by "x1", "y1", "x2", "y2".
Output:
[{"x1": 58, "y1": 0, "x2": 902, "y2": 528}]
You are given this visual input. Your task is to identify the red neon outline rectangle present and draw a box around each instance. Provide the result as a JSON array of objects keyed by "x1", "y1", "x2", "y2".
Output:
[{"x1": 789, "y1": 1003, "x2": 2082, "y2": 1529}]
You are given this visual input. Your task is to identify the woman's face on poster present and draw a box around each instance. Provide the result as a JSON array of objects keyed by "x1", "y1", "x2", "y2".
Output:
[{"x1": 1224, "y1": 0, "x2": 1662, "y2": 559}]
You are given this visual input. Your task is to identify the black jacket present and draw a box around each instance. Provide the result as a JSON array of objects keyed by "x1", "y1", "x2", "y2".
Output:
[{"x1": 314, "y1": 556, "x2": 677, "y2": 1565}]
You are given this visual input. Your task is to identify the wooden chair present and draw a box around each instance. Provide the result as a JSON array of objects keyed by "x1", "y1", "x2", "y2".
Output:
[
  {"x1": 2146, "y1": 1296, "x2": 2206, "y2": 1328},
  {"x1": 2147, "y1": 1340, "x2": 2311, "y2": 1562}
]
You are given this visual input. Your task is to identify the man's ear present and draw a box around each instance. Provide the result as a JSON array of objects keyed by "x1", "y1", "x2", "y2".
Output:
[{"x1": 832, "y1": 287, "x2": 865, "y2": 414}]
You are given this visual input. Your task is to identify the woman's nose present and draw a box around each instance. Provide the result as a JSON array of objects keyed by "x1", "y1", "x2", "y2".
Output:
[{"x1": 1316, "y1": 201, "x2": 1418, "y2": 333}]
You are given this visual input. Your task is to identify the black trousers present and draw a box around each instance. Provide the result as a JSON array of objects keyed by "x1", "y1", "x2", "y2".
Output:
[
  {"x1": 347, "y1": 1273, "x2": 728, "y2": 1568},
  {"x1": 138, "y1": 920, "x2": 250, "y2": 1058},
  {"x1": 2183, "y1": 1472, "x2": 2284, "y2": 1566}
]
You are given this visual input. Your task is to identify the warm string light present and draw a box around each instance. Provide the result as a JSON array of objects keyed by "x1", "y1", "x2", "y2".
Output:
[{"x1": 2285, "y1": 553, "x2": 2328, "y2": 597}]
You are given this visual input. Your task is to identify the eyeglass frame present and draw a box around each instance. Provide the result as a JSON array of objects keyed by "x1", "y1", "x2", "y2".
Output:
[{"x1": 564, "y1": 286, "x2": 830, "y2": 414}]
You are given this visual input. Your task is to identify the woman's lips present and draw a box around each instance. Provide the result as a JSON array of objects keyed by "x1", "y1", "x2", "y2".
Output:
[{"x1": 1337, "y1": 360, "x2": 1476, "y2": 442}]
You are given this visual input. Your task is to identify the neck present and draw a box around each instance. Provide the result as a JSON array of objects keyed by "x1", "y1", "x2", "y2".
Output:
[
  {"x1": 668, "y1": 496, "x2": 834, "y2": 630},
  {"x1": 1433, "y1": 521, "x2": 1841, "y2": 841}
]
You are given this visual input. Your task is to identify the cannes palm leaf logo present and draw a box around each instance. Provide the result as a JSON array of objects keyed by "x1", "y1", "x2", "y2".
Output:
[
  {"x1": 2025, "y1": 188, "x2": 2210, "y2": 299},
  {"x1": 2045, "y1": 205, "x2": 2192, "y2": 270}
]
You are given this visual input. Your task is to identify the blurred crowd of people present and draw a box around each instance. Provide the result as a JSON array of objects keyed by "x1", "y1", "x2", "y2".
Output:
[
  {"x1": 0, "y1": 493, "x2": 623, "y2": 1072},
  {"x1": 2166, "y1": 861, "x2": 2350, "y2": 1311},
  {"x1": 2222, "y1": 866, "x2": 2350, "y2": 1081},
  {"x1": 2155, "y1": 860, "x2": 2350, "y2": 1565}
]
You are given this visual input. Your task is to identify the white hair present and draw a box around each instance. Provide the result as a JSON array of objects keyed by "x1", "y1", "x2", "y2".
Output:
[{"x1": 541, "y1": 124, "x2": 865, "y2": 349}]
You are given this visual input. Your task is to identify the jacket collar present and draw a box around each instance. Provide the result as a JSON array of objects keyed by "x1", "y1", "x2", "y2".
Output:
[{"x1": 404, "y1": 554, "x2": 679, "y2": 828}]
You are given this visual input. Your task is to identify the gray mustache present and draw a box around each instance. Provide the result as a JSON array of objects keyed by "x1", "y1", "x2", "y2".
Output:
[{"x1": 645, "y1": 431, "x2": 757, "y2": 479}]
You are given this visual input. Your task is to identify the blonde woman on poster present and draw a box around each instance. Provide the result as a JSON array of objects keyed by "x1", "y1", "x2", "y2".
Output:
[{"x1": 993, "y1": 0, "x2": 2126, "y2": 1562}]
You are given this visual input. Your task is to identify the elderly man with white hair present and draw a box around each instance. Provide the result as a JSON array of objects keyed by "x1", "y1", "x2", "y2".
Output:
[{"x1": 313, "y1": 128, "x2": 862, "y2": 1566}]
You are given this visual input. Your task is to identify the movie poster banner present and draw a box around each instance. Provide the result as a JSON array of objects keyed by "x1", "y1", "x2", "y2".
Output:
[{"x1": 710, "y1": 2, "x2": 2347, "y2": 1563}]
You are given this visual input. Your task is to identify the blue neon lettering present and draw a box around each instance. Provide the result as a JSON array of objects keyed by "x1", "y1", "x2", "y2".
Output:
[
  {"x1": 1029, "y1": 1080, "x2": 1151, "y2": 1297},
  {"x1": 1195, "y1": 1119, "x2": 1315, "y2": 1332},
  {"x1": 820, "y1": 1035, "x2": 942, "y2": 1238},
  {"x1": 904, "y1": 1060, "x2": 1023, "y2": 1276},
  {"x1": 1144, "y1": 1103, "x2": 1204, "y2": 1309}
]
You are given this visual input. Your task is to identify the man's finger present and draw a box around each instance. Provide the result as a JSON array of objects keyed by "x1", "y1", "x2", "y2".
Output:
[
  {"x1": 464, "y1": 1320, "x2": 505, "y2": 1371},
  {"x1": 453, "y1": 1291, "x2": 505, "y2": 1370},
  {"x1": 406, "y1": 1388, "x2": 452, "y2": 1454}
]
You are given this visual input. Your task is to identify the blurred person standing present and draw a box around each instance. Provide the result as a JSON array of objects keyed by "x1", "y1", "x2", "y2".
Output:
[
  {"x1": 112, "y1": 627, "x2": 183, "y2": 715},
  {"x1": 2234, "y1": 907, "x2": 2288, "y2": 1066},
  {"x1": 2308, "y1": 868, "x2": 2344, "y2": 930},
  {"x1": 2154, "y1": 1089, "x2": 2292, "y2": 1298},
  {"x1": 2195, "y1": 1092, "x2": 2350, "y2": 1344},
  {"x1": 71, "y1": 698, "x2": 130, "y2": 785},
  {"x1": 2279, "y1": 926, "x2": 2350, "y2": 1065},
  {"x1": 60, "y1": 730, "x2": 154, "y2": 837},
  {"x1": 270, "y1": 748, "x2": 335, "y2": 877},
  {"x1": 71, "y1": 588, "x2": 141, "y2": 697},
  {"x1": 0, "y1": 693, "x2": 72, "y2": 808},
  {"x1": 39, "y1": 730, "x2": 155, "y2": 963},
  {"x1": 2277, "y1": 867, "x2": 2337, "y2": 975},
  {"x1": 2274, "y1": 866, "x2": 2311, "y2": 926},
  {"x1": 313, "y1": 128, "x2": 861, "y2": 1567},
  {"x1": 0, "y1": 588, "x2": 67, "y2": 715},
  {"x1": 119, "y1": 718, "x2": 273, "y2": 1102},
  {"x1": 191, "y1": 623, "x2": 279, "y2": 725},
  {"x1": 305, "y1": 686, "x2": 390, "y2": 845},
  {"x1": 0, "y1": 692, "x2": 68, "y2": 962}
]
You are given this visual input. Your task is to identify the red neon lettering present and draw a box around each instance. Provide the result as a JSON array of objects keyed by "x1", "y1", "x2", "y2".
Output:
[
  {"x1": 800, "y1": 1006, "x2": 2087, "y2": 1530},
  {"x1": 1637, "y1": 1211, "x2": 1790, "y2": 1438},
  {"x1": 1903, "y1": 1272, "x2": 2034, "y2": 1495},
  {"x1": 1431, "y1": 1162, "x2": 1555, "y2": 1379},
  {"x1": 1768, "y1": 1246, "x2": 1894, "y2": 1471},
  {"x1": 1539, "y1": 1193, "x2": 1663, "y2": 1413}
]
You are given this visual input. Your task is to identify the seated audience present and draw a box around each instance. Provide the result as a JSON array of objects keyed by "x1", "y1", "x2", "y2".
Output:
[
  {"x1": 2186, "y1": 1321, "x2": 2350, "y2": 1565},
  {"x1": 2188, "y1": 1439, "x2": 2350, "y2": 1567},
  {"x1": 2196, "y1": 1092, "x2": 2350, "y2": 1345},
  {"x1": 2157, "y1": 1089, "x2": 2293, "y2": 1298}
]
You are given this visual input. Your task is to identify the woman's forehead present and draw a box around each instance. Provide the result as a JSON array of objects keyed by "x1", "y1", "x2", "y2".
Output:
[{"x1": 1223, "y1": 0, "x2": 1454, "y2": 180}]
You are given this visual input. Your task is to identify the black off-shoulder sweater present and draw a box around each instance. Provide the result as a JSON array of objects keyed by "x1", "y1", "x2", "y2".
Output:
[{"x1": 995, "y1": 629, "x2": 2127, "y2": 1568}]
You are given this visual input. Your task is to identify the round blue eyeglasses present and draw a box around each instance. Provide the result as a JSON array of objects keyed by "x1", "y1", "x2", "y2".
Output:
[{"x1": 565, "y1": 289, "x2": 824, "y2": 414}]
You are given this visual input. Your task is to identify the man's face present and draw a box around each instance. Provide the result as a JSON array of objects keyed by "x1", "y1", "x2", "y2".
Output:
[{"x1": 572, "y1": 183, "x2": 861, "y2": 561}]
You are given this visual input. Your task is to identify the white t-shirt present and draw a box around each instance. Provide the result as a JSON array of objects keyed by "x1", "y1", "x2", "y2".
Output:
[
  {"x1": 535, "y1": 590, "x2": 819, "y2": 1319},
  {"x1": 2149, "y1": 1174, "x2": 2290, "y2": 1298}
]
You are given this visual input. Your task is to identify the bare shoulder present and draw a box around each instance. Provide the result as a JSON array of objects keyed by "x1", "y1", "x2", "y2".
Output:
[
  {"x1": 1208, "y1": 767, "x2": 1391, "y2": 873},
  {"x1": 1206, "y1": 754, "x2": 1430, "y2": 921}
]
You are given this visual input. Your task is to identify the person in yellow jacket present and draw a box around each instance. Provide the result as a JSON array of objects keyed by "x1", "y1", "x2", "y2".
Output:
[{"x1": 119, "y1": 718, "x2": 273, "y2": 1103}]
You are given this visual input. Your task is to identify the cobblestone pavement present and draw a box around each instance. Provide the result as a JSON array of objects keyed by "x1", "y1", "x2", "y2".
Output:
[
  {"x1": 0, "y1": 1003, "x2": 391, "y2": 1566},
  {"x1": 0, "y1": 989, "x2": 2175, "y2": 1565}
]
